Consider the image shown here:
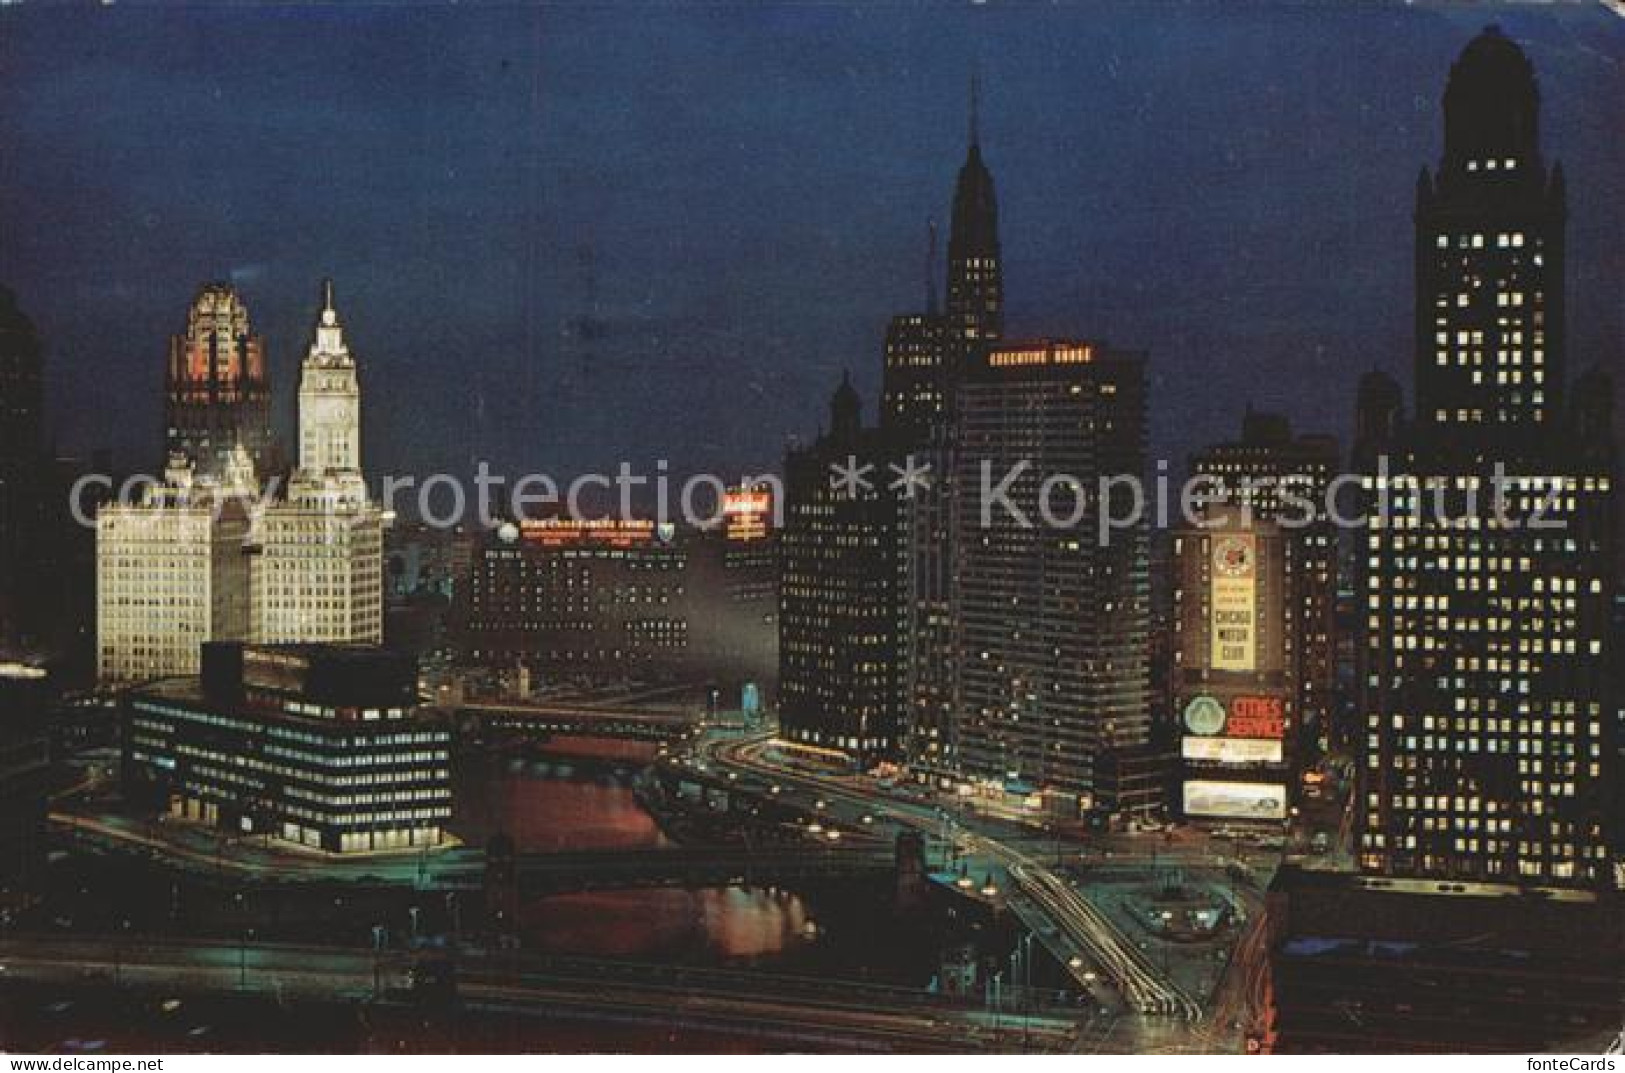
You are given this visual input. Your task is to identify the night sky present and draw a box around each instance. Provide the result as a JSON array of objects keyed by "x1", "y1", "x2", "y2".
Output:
[{"x1": 2, "y1": 2, "x2": 1622, "y2": 488}]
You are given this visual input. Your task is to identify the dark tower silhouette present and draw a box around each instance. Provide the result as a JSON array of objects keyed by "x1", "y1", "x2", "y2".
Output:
[
  {"x1": 880, "y1": 221, "x2": 950, "y2": 441},
  {"x1": 946, "y1": 77, "x2": 1003, "y2": 346},
  {"x1": 1351, "y1": 369, "x2": 1404, "y2": 473},
  {"x1": 829, "y1": 370, "x2": 861, "y2": 443},
  {"x1": 1359, "y1": 27, "x2": 1614, "y2": 890},
  {"x1": 0, "y1": 286, "x2": 44, "y2": 650},
  {"x1": 1413, "y1": 24, "x2": 1566, "y2": 450},
  {"x1": 778, "y1": 375, "x2": 910, "y2": 766}
]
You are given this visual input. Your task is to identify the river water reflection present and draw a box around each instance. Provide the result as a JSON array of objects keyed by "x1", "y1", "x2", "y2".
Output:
[{"x1": 454, "y1": 748, "x2": 823, "y2": 965}]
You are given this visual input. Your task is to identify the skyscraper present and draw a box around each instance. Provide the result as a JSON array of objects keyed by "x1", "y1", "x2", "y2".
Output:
[
  {"x1": 461, "y1": 518, "x2": 691, "y2": 682},
  {"x1": 253, "y1": 282, "x2": 383, "y2": 646},
  {"x1": 0, "y1": 286, "x2": 45, "y2": 651},
  {"x1": 952, "y1": 340, "x2": 1152, "y2": 813},
  {"x1": 778, "y1": 376, "x2": 910, "y2": 767},
  {"x1": 1359, "y1": 27, "x2": 1615, "y2": 888},
  {"x1": 886, "y1": 98, "x2": 1006, "y2": 782},
  {"x1": 291, "y1": 279, "x2": 366, "y2": 503},
  {"x1": 945, "y1": 82, "x2": 1003, "y2": 348},
  {"x1": 880, "y1": 224, "x2": 949, "y2": 441},
  {"x1": 164, "y1": 283, "x2": 276, "y2": 481},
  {"x1": 97, "y1": 452, "x2": 256, "y2": 683},
  {"x1": 1173, "y1": 504, "x2": 1292, "y2": 824},
  {"x1": 1189, "y1": 412, "x2": 1339, "y2": 761}
]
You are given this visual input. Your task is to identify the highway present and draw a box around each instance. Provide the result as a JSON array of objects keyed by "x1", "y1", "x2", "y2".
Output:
[
  {"x1": 686, "y1": 731, "x2": 1204, "y2": 1024},
  {"x1": 0, "y1": 933, "x2": 1076, "y2": 1053}
]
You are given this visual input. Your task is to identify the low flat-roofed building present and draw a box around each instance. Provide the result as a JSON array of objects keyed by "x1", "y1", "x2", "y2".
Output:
[
  {"x1": 122, "y1": 641, "x2": 452, "y2": 854},
  {"x1": 1264, "y1": 864, "x2": 1623, "y2": 1053}
]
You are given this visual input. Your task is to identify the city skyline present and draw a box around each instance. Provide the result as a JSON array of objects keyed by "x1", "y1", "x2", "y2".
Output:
[
  {"x1": 0, "y1": 5, "x2": 1620, "y2": 1059},
  {"x1": 2, "y1": 4, "x2": 1623, "y2": 485}
]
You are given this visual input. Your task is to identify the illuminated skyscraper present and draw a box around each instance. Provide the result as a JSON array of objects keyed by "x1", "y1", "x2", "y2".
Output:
[
  {"x1": 253, "y1": 282, "x2": 383, "y2": 646},
  {"x1": 884, "y1": 92, "x2": 1006, "y2": 781},
  {"x1": 952, "y1": 340, "x2": 1153, "y2": 814},
  {"x1": 881, "y1": 236, "x2": 955, "y2": 776},
  {"x1": 164, "y1": 284, "x2": 275, "y2": 481},
  {"x1": 778, "y1": 376, "x2": 910, "y2": 766},
  {"x1": 462, "y1": 518, "x2": 691, "y2": 681},
  {"x1": 881, "y1": 223, "x2": 950, "y2": 440},
  {"x1": 290, "y1": 279, "x2": 366, "y2": 504},
  {"x1": 945, "y1": 80, "x2": 1003, "y2": 347},
  {"x1": 1359, "y1": 27, "x2": 1615, "y2": 888},
  {"x1": 96, "y1": 452, "x2": 256, "y2": 683}
]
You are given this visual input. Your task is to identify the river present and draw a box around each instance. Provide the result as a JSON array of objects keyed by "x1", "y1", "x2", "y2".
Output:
[{"x1": 451, "y1": 746, "x2": 949, "y2": 981}]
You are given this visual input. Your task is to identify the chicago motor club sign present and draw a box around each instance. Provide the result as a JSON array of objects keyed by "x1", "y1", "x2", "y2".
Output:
[{"x1": 1209, "y1": 533, "x2": 1257, "y2": 671}]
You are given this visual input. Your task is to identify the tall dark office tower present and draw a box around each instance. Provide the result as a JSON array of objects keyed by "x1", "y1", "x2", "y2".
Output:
[
  {"x1": 778, "y1": 376, "x2": 910, "y2": 768},
  {"x1": 883, "y1": 87, "x2": 1008, "y2": 782},
  {"x1": 881, "y1": 223, "x2": 950, "y2": 440},
  {"x1": 1351, "y1": 369, "x2": 1404, "y2": 474},
  {"x1": 880, "y1": 226, "x2": 955, "y2": 778},
  {"x1": 1189, "y1": 412, "x2": 1340, "y2": 759},
  {"x1": 1413, "y1": 26, "x2": 1565, "y2": 443},
  {"x1": 945, "y1": 86, "x2": 1003, "y2": 347},
  {"x1": 0, "y1": 287, "x2": 45, "y2": 650},
  {"x1": 1359, "y1": 27, "x2": 1615, "y2": 888},
  {"x1": 164, "y1": 283, "x2": 275, "y2": 481},
  {"x1": 952, "y1": 340, "x2": 1152, "y2": 813}
]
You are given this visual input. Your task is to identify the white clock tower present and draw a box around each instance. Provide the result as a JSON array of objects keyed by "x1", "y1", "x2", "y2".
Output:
[
  {"x1": 291, "y1": 279, "x2": 367, "y2": 504},
  {"x1": 253, "y1": 279, "x2": 383, "y2": 645}
]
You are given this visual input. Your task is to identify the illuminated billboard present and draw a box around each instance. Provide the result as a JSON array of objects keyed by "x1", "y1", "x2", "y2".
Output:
[
  {"x1": 1183, "y1": 779, "x2": 1286, "y2": 821},
  {"x1": 520, "y1": 518, "x2": 656, "y2": 548},
  {"x1": 1183, "y1": 695, "x2": 1226, "y2": 736},
  {"x1": 723, "y1": 485, "x2": 773, "y2": 542},
  {"x1": 1181, "y1": 736, "x2": 1283, "y2": 765},
  {"x1": 1210, "y1": 534, "x2": 1257, "y2": 671},
  {"x1": 1227, "y1": 695, "x2": 1285, "y2": 739}
]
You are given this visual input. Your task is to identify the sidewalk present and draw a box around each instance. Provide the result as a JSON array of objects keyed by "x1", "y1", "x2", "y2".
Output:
[{"x1": 50, "y1": 803, "x2": 470, "y2": 883}]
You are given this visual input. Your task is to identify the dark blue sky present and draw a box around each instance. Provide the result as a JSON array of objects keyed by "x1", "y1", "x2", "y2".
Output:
[{"x1": 2, "y1": 2, "x2": 1622, "y2": 483}]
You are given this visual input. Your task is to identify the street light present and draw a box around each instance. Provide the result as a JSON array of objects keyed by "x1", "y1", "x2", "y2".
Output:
[{"x1": 238, "y1": 927, "x2": 253, "y2": 989}]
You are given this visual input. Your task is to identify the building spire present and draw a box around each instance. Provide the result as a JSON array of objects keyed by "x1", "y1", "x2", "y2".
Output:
[
  {"x1": 323, "y1": 277, "x2": 335, "y2": 314},
  {"x1": 968, "y1": 70, "x2": 981, "y2": 148},
  {"x1": 947, "y1": 68, "x2": 1002, "y2": 342},
  {"x1": 925, "y1": 218, "x2": 939, "y2": 315}
]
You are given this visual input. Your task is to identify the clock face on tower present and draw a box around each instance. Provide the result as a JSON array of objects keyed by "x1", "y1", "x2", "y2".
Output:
[{"x1": 1212, "y1": 535, "x2": 1253, "y2": 579}]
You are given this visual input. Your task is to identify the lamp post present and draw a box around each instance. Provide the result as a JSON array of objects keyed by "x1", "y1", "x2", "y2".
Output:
[
  {"x1": 371, "y1": 923, "x2": 385, "y2": 998},
  {"x1": 114, "y1": 918, "x2": 130, "y2": 985},
  {"x1": 238, "y1": 927, "x2": 254, "y2": 989}
]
